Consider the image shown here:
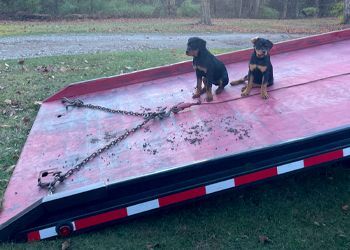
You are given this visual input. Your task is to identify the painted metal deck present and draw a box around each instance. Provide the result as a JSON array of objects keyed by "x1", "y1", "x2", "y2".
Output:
[{"x1": 1, "y1": 29, "x2": 350, "y2": 241}]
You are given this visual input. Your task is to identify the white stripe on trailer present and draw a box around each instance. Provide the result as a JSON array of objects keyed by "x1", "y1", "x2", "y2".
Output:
[
  {"x1": 205, "y1": 179, "x2": 235, "y2": 194},
  {"x1": 39, "y1": 226, "x2": 57, "y2": 239},
  {"x1": 343, "y1": 147, "x2": 350, "y2": 157},
  {"x1": 277, "y1": 160, "x2": 304, "y2": 175},
  {"x1": 127, "y1": 199, "x2": 160, "y2": 216}
]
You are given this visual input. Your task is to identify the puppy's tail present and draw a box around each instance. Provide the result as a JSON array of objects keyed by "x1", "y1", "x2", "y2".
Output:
[{"x1": 230, "y1": 75, "x2": 248, "y2": 86}]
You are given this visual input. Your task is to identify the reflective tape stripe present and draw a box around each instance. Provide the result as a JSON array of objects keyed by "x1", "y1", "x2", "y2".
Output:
[
  {"x1": 343, "y1": 147, "x2": 350, "y2": 157},
  {"x1": 127, "y1": 199, "x2": 159, "y2": 216},
  {"x1": 304, "y1": 150, "x2": 343, "y2": 167},
  {"x1": 277, "y1": 160, "x2": 304, "y2": 174},
  {"x1": 74, "y1": 208, "x2": 127, "y2": 230},
  {"x1": 39, "y1": 227, "x2": 57, "y2": 239},
  {"x1": 159, "y1": 187, "x2": 206, "y2": 207},
  {"x1": 205, "y1": 179, "x2": 235, "y2": 194},
  {"x1": 235, "y1": 167, "x2": 277, "y2": 186}
]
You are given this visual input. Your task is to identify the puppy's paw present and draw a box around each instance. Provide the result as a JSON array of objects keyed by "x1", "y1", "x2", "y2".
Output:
[
  {"x1": 241, "y1": 85, "x2": 247, "y2": 92},
  {"x1": 261, "y1": 91, "x2": 269, "y2": 99},
  {"x1": 205, "y1": 95, "x2": 213, "y2": 102},
  {"x1": 192, "y1": 92, "x2": 200, "y2": 99},
  {"x1": 192, "y1": 88, "x2": 206, "y2": 99},
  {"x1": 215, "y1": 86, "x2": 224, "y2": 95},
  {"x1": 241, "y1": 90, "x2": 250, "y2": 97}
]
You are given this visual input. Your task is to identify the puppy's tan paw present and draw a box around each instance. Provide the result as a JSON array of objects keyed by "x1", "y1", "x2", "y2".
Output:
[
  {"x1": 215, "y1": 87, "x2": 224, "y2": 95},
  {"x1": 241, "y1": 90, "x2": 250, "y2": 97},
  {"x1": 192, "y1": 93, "x2": 200, "y2": 99},
  {"x1": 205, "y1": 95, "x2": 213, "y2": 102},
  {"x1": 241, "y1": 85, "x2": 247, "y2": 92},
  {"x1": 261, "y1": 92, "x2": 269, "y2": 99},
  {"x1": 192, "y1": 88, "x2": 206, "y2": 99}
]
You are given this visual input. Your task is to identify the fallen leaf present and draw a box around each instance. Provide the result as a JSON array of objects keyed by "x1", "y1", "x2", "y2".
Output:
[
  {"x1": 5, "y1": 165, "x2": 15, "y2": 172},
  {"x1": 59, "y1": 66, "x2": 67, "y2": 72},
  {"x1": 342, "y1": 204, "x2": 349, "y2": 211},
  {"x1": 4, "y1": 99, "x2": 12, "y2": 105},
  {"x1": 5, "y1": 63, "x2": 9, "y2": 67},
  {"x1": 34, "y1": 101, "x2": 43, "y2": 106},
  {"x1": 259, "y1": 235, "x2": 272, "y2": 244},
  {"x1": 0, "y1": 124, "x2": 11, "y2": 128},
  {"x1": 146, "y1": 242, "x2": 160, "y2": 250},
  {"x1": 61, "y1": 240, "x2": 70, "y2": 250},
  {"x1": 22, "y1": 116, "x2": 30, "y2": 125}
]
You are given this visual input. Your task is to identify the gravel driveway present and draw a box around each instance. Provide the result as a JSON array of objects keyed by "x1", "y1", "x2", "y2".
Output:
[{"x1": 0, "y1": 33, "x2": 306, "y2": 60}]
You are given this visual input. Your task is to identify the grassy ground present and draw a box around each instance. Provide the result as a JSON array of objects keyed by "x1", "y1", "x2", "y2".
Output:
[
  {"x1": 0, "y1": 17, "x2": 349, "y2": 36},
  {"x1": 1, "y1": 49, "x2": 350, "y2": 250}
]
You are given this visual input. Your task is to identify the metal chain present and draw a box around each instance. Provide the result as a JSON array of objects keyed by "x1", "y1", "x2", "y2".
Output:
[
  {"x1": 38, "y1": 98, "x2": 175, "y2": 194},
  {"x1": 61, "y1": 97, "x2": 152, "y2": 118}
]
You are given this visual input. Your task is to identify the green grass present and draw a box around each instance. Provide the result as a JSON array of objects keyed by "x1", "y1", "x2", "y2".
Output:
[
  {"x1": 0, "y1": 18, "x2": 349, "y2": 36},
  {"x1": 1, "y1": 49, "x2": 350, "y2": 249}
]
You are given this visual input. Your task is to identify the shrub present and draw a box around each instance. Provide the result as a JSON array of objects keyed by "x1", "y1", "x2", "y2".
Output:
[
  {"x1": 177, "y1": 0, "x2": 200, "y2": 18},
  {"x1": 301, "y1": 7, "x2": 318, "y2": 17},
  {"x1": 59, "y1": 2, "x2": 77, "y2": 15},
  {"x1": 330, "y1": 1, "x2": 344, "y2": 17},
  {"x1": 260, "y1": 6, "x2": 279, "y2": 19},
  {"x1": 104, "y1": 1, "x2": 156, "y2": 18}
]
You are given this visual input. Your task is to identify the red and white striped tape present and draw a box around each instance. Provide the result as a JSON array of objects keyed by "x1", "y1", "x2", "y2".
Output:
[{"x1": 27, "y1": 147, "x2": 350, "y2": 241}]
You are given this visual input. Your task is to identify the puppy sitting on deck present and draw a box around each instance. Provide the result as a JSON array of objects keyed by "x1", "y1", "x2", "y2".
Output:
[
  {"x1": 230, "y1": 37, "x2": 274, "y2": 99},
  {"x1": 186, "y1": 37, "x2": 229, "y2": 102}
]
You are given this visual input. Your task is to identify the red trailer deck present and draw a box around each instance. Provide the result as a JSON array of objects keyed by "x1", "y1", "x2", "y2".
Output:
[{"x1": 1, "y1": 29, "x2": 350, "y2": 242}]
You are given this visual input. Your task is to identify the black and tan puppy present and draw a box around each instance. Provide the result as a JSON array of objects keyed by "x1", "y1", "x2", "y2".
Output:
[
  {"x1": 186, "y1": 37, "x2": 229, "y2": 102},
  {"x1": 231, "y1": 37, "x2": 274, "y2": 99}
]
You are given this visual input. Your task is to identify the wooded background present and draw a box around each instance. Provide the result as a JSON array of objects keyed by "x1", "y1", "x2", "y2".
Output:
[{"x1": 0, "y1": 0, "x2": 346, "y2": 20}]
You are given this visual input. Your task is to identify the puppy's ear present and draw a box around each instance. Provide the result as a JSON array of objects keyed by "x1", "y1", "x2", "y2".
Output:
[
  {"x1": 266, "y1": 39, "x2": 274, "y2": 50},
  {"x1": 198, "y1": 38, "x2": 207, "y2": 50},
  {"x1": 251, "y1": 37, "x2": 259, "y2": 45}
]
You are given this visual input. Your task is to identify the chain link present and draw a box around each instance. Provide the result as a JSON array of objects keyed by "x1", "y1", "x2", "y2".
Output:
[{"x1": 39, "y1": 98, "x2": 172, "y2": 194}]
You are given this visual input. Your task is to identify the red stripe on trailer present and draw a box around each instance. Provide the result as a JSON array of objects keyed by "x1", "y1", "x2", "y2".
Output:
[
  {"x1": 74, "y1": 208, "x2": 127, "y2": 230},
  {"x1": 27, "y1": 230, "x2": 40, "y2": 241},
  {"x1": 304, "y1": 150, "x2": 344, "y2": 167},
  {"x1": 235, "y1": 167, "x2": 278, "y2": 186},
  {"x1": 159, "y1": 187, "x2": 206, "y2": 207}
]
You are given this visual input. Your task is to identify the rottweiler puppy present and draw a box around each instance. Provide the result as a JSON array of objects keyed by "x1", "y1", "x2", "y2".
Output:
[
  {"x1": 230, "y1": 37, "x2": 274, "y2": 99},
  {"x1": 186, "y1": 37, "x2": 229, "y2": 102}
]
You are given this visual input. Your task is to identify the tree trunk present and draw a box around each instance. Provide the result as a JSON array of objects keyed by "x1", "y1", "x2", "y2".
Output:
[
  {"x1": 295, "y1": 0, "x2": 299, "y2": 18},
  {"x1": 282, "y1": 0, "x2": 288, "y2": 19},
  {"x1": 166, "y1": 0, "x2": 176, "y2": 17},
  {"x1": 237, "y1": 0, "x2": 243, "y2": 18},
  {"x1": 345, "y1": 0, "x2": 350, "y2": 24},
  {"x1": 315, "y1": 0, "x2": 320, "y2": 17},
  {"x1": 200, "y1": 0, "x2": 212, "y2": 25},
  {"x1": 253, "y1": 0, "x2": 261, "y2": 18}
]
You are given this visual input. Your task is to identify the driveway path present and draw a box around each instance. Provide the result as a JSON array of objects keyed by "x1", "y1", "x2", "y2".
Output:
[{"x1": 0, "y1": 33, "x2": 306, "y2": 60}]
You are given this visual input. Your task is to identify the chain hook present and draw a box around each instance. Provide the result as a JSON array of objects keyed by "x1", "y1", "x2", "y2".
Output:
[{"x1": 61, "y1": 97, "x2": 84, "y2": 109}]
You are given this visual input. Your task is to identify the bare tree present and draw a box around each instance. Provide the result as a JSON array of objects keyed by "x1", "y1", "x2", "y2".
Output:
[
  {"x1": 282, "y1": 0, "x2": 289, "y2": 19},
  {"x1": 236, "y1": 0, "x2": 243, "y2": 18},
  {"x1": 315, "y1": 0, "x2": 320, "y2": 17},
  {"x1": 253, "y1": 0, "x2": 261, "y2": 18},
  {"x1": 166, "y1": 0, "x2": 176, "y2": 17},
  {"x1": 345, "y1": 0, "x2": 350, "y2": 24},
  {"x1": 200, "y1": 0, "x2": 212, "y2": 25}
]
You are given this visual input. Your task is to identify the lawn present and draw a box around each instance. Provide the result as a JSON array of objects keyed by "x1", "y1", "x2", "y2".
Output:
[{"x1": 0, "y1": 17, "x2": 349, "y2": 36}]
